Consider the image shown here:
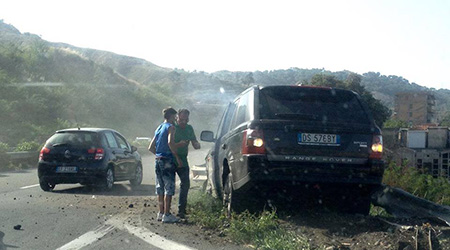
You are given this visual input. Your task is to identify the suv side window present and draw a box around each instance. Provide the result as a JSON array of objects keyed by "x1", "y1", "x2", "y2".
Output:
[
  {"x1": 230, "y1": 91, "x2": 252, "y2": 129},
  {"x1": 218, "y1": 102, "x2": 237, "y2": 137},
  {"x1": 104, "y1": 131, "x2": 119, "y2": 148},
  {"x1": 115, "y1": 133, "x2": 130, "y2": 150}
]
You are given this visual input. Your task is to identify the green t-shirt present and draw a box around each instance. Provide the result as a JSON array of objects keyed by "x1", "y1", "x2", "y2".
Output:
[{"x1": 174, "y1": 124, "x2": 197, "y2": 167}]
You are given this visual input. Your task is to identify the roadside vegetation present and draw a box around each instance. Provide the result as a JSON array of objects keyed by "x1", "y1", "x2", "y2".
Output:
[
  {"x1": 187, "y1": 191, "x2": 312, "y2": 250},
  {"x1": 382, "y1": 161, "x2": 450, "y2": 205},
  {"x1": 188, "y1": 160, "x2": 450, "y2": 249}
]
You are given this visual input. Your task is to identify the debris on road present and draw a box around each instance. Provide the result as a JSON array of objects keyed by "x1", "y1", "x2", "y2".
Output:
[{"x1": 13, "y1": 225, "x2": 22, "y2": 230}]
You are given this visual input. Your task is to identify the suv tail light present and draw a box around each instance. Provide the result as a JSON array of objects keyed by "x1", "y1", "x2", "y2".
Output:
[
  {"x1": 242, "y1": 129, "x2": 266, "y2": 155},
  {"x1": 39, "y1": 147, "x2": 50, "y2": 161},
  {"x1": 88, "y1": 148, "x2": 105, "y2": 160},
  {"x1": 369, "y1": 135, "x2": 383, "y2": 159}
]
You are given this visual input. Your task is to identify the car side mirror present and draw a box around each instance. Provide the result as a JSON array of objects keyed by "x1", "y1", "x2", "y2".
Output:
[
  {"x1": 200, "y1": 131, "x2": 215, "y2": 142},
  {"x1": 131, "y1": 145, "x2": 138, "y2": 152}
]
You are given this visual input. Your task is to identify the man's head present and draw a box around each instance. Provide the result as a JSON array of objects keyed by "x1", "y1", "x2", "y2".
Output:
[
  {"x1": 177, "y1": 109, "x2": 190, "y2": 128},
  {"x1": 163, "y1": 107, "x2": 177, "y2": 123}
]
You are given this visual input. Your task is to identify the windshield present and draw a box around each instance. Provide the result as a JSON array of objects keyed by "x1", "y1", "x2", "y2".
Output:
[{"x1": 259, "y1": 87, "x2": 371, "y2": 124}]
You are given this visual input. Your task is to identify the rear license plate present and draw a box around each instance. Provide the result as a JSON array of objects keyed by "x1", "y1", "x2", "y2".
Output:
[
  {"x1": 56, "y1": 166, "x2": 78, "y2": 173},
  {"x1": 298, "y1": 133, "x2": 340, "y2": 146}
]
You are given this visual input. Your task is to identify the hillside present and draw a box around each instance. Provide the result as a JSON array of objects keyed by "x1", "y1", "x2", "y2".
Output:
[{"x1": 1, "y1": 20, "x2": 449, "y2": 148}]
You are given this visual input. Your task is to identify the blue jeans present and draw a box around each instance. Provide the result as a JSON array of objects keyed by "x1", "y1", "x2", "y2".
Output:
[
  {"x1": 155, "y1": 158, "x2": 176, "y2": 196},
  {"x1": 176, "y1": 165, "x2": 190, "y2": 213}
]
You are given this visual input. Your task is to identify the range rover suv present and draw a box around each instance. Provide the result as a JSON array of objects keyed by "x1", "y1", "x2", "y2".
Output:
[
  {"x1": 200, "y1": 85, "x2": 384, "y2": 215},
  {"x1": 38, "y1": 128, "x2": 143, "y2": 191}
]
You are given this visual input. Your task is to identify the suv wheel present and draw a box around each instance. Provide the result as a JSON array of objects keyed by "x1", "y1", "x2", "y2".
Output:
[
  {"x1": 129, "y1": 164, "x2": 143, "y2": 186},
  {"x1": 39, "y1": 180, "x2": 55, "y2": 192},
  {"x1": 103, "y1": 168, "x2": 114, "y2": 191},
  {"x1": 223, "y1": 173, "x2": 244, "y2": 217}
]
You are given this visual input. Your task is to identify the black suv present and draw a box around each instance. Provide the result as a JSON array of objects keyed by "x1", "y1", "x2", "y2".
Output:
[
  {"x1": 201, "y1": 85, "x2": 384, "y2": 214},
  {"x1": 38, "y1": 128, "x2": 143, "y2": 191}
]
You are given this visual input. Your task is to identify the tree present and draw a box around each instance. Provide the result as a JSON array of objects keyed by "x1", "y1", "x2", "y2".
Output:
[
  {"x1": 345, "y1": 73, "x2": 365, "y2": 94},
  {"x1": 309, "y1": 73, "x2": 391, "y2": 126},
  {"x1": 241, "y1": 72, "x2": 255, "y2": 87},
  {"x1": 310, "y1": 74, "x2": 345, "y2": 88},
  {"x1": 383, "y1": 119, "x2": 409, "y2": 128}
]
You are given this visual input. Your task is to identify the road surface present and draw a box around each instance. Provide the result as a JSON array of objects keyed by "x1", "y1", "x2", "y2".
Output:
[{"x1": 0, "y1": 147, "x2": 245, "y2": 250}]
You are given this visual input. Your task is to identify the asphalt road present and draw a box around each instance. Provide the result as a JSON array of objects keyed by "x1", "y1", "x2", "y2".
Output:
[{"x1": 0, "y1": 147, "x2": 245, "y2": 250}]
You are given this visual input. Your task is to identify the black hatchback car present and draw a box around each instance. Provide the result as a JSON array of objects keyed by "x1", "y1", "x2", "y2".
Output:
[
  {"x1": 38, "y1": 128, "x2": 143, "y2": 191},
  {"x1": 201, "y1": 85, "x2": 384, "y2": 214}
]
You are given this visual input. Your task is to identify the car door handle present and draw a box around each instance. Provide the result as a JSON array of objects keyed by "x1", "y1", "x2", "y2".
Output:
[{"x1": 221, "y1": 144, "x2": 227, "y2": 149}]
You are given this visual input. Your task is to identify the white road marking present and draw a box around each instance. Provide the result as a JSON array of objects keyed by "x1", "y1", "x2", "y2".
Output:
[
  {"x1": 123, "y1": 222, "x2": 196, "y2": 250},
  {"x1": 56, "y1": 210, "x2": 197, "y2": 250},
  {"x1": 20, "y1": 184, "x2": 40, "y2": 189},
  {"x1": 106, "y1": 214, "x2": 197, "y2": 250},
  {"x1": 56, "y1": 224, "x2": 115, "y2": 250}
]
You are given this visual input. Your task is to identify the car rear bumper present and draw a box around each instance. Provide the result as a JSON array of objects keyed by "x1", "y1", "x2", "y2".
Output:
[
  {"x1": 233, "y1": 155, "x2": 384, "y2": 190},
  {"x1": 38, "y1": 161, "x2": 107, "y2": 184}
]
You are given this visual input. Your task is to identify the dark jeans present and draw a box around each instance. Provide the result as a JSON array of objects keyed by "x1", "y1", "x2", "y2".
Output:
[{"x1": 176, "y1": 166, "x2": 190, "y2": 214}]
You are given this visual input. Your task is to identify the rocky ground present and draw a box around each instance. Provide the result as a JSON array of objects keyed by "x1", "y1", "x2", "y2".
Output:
[
  {"x1": 115, "y1": 197, "x2": 450, "y2": 250},
  {"x1": 76, "y1": 188, "x2": 450, "y2": 250}
]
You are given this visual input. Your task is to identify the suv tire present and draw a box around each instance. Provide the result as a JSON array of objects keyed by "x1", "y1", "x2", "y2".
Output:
[{"x1": 223, "y1": 173, "x2": 245, "y2": 217}]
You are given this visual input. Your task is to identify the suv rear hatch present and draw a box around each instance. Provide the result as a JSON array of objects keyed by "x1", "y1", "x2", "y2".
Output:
[{"x1": 256, "y1": 86, "x2": 379, "y2": 161}]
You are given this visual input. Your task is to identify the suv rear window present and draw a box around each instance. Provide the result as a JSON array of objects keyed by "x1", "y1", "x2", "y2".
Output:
[
  {"x1": 259, "y1": 86, "x2": 370, "y2": 124},
  {"x1": 47, "y1": 132, "x2": 99, "y2": 147}
]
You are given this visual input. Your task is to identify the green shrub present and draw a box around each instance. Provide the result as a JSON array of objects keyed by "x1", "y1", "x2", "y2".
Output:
[
  {"x1": 187, "y1": 190, "x2": 311, "y2": 250},
  {"x1": 383, "y1": 161, "x2": 450, "y2": 205},
  {"x1": 0, "y1": 142, "x2": 9, "y2": 153},
  {"x1": 14, "y1": 141, "x2": 41, "y2": 152},
  {"x1": 227, "y1": 210, "x2": 310, "y2": 250},
  {"x1": 187, "y1": 191, "x2": 226, "y2": 229}
]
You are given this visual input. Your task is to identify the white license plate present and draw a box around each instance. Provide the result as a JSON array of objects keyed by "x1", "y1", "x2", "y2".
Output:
[
  {"x1": 298, "y1": 133, "x2": 340, "y2": 146},
  {"x1": 56, "y1": 166, "x2": 78, "y2": 173}
]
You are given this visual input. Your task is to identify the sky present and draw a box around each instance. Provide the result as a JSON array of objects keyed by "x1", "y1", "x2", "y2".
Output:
[{"x1": 1, "y1": 0, "x2": 449, "y2": 90}]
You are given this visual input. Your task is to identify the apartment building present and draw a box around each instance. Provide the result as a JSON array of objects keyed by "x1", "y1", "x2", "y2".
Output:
[{"x1": 394, "y1": 92, "x2": 436, "y2": 125}]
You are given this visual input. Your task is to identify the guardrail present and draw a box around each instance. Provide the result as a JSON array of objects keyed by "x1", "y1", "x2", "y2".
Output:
[
  {"x1": 191, "y1": 164, "x2": 207, "y2": 182},
  {"x1": 0, "y1": 151, "x2": 39, "y2": 168}
]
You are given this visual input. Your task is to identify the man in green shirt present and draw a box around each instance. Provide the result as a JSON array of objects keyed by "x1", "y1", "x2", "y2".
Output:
[{"x1": 175, "y1": 109, "x2": 200, "y2": 218}]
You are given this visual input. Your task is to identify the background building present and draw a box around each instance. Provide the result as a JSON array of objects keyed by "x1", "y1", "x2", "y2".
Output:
[{"x1": 394, "y1": 92, "x2": 437, "y2": 125}]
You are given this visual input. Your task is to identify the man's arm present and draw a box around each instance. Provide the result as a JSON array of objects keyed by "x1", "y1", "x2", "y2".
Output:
[
  {"x1": 189, "y1": 126, "x2": 201, "y2": 149},
  {"x1": 148, "y1": 137, "x2": 156, "y2": 155},
  {"x1": 168, "y1": 126, "x2": 183, "y2": 168},
  {"x1": 191, "y1": 139, "x2": 201, "y2": 150}
]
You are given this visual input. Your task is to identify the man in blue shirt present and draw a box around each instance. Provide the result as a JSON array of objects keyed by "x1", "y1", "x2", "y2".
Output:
[{"x1": 148, "y1": 107, "x2": 184, "y2": 223}]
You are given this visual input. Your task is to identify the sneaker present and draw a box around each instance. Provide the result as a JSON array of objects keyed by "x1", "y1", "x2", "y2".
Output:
[
  {"x1": 162, "y1": 213, "x2": 179, "y2": 223},
  {"x1": 176, "y1": 212, "x2": 186, "y2": 219},
  {"x1": 156, "y1": 212, "x2": 163, "y2": 222}
]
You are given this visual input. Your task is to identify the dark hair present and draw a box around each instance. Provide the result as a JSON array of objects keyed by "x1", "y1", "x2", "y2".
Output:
[
  {"x1": 178, "y1": 109, "x2": 190, "y2": 116},
  {"x1": 163, "y1": 107, "x2": 177, "y2": 119}
]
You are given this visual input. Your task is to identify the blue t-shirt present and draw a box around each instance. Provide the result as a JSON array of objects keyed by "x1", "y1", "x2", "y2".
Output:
[{"x1": 154, "y1": 122, "x2": 173, "y2": 158}]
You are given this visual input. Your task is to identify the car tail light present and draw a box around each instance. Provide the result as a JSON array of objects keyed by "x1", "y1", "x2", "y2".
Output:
[
  {"x1": 39, "y1": 147, "x2": 50, "y2": 161},
  {"x1": 242, "y1": 129, "x2": 266, "y2": 155},
  {"x1": 88, "y1": 148, "x2": 104, "y2": 160},
  {"x1": 369, "y1": 135, "x2": 383, "y2": 159}
]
